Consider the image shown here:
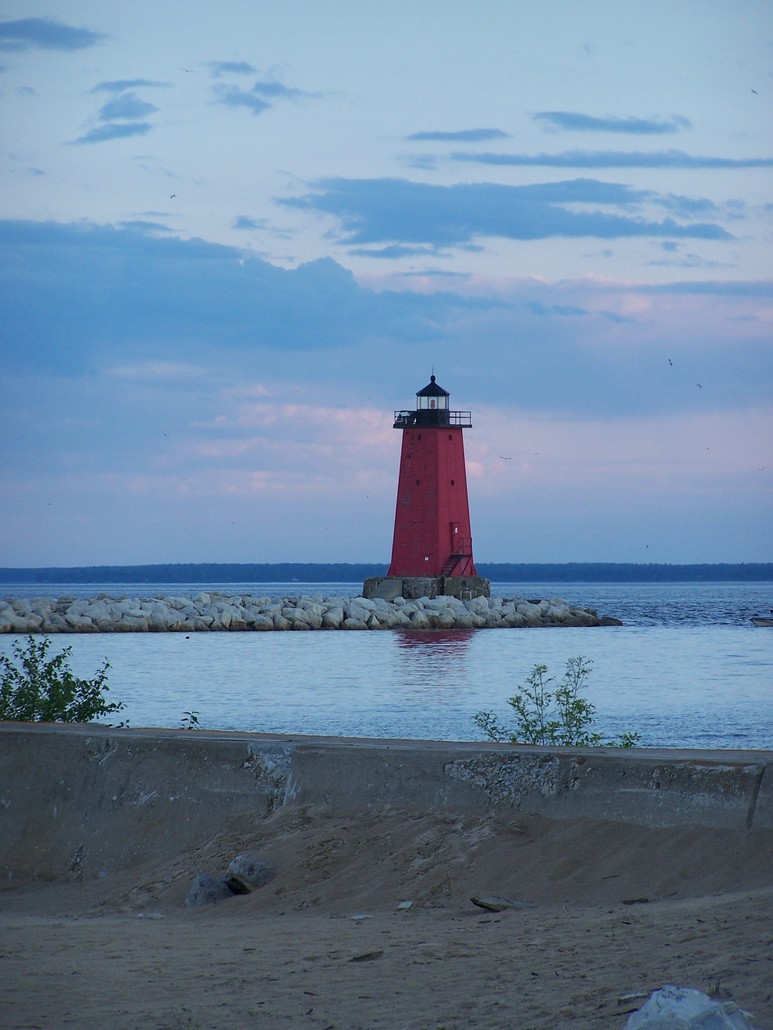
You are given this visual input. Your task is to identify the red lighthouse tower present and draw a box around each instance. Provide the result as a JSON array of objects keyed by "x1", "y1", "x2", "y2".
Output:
[{"x1": 363, "y1": 375, "x2": 490, "y2": 601}]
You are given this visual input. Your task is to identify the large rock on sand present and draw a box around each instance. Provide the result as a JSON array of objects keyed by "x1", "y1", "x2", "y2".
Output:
[{"x1": 625, "y1": 985, "x2": 760, "y2": 1029}]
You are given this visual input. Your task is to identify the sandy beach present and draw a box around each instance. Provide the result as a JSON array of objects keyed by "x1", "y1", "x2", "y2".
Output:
[{"x1": 2, "y1": 804, "x2": 771, "y2": 1029}]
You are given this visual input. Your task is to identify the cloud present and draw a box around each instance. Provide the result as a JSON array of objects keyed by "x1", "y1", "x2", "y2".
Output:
[
  {"x1": 348, "y1": 244, "x2": 448, "y2": 259},
  {"x1": 0, "y1": 17, "x2": 105, "y2": 51},
  {"x1": 250, "y1": 80, "x2": 316, "y2": 101},
  {"x1": 2, "y1": 218, "x2": 768, "y2": 422},
  {"x1": 640, "y1": 279, "x2": 773, "y2": 298},
  {"x1": 117, "y1": 219, "x2": 172, "y2": 233},
  {"x1": 233, "y1": 215, "x2": 261, "y2": 230},
  {"x1": 281, "y1": 176, "x2": 732, "y2": 247},
  {"x1": 71, "y1": 122, "x2": 152, "y2": 144},
  {"x1": 213, "y1": 77, "x2": 318, "y2": 115},
  {"x1": 0, "y1": 219, "x2": 421, "y2": 371},
  {"x1": 91, "y1": 79, "x2": 170, "y2": 93},
  {"x1": 98, "y1": 92, "x2": 158, "y2": 121},
  {"x1": 214, "y1": 84, "x2": 270, "y2": 115},
  {"x1": 527, "y1": 301, "x2": 588, "y2": 317},
  {"x1": 599, "y1": 309, "x2": 637, "y2": 323},
  {"x1": 0, "y1": 218, "x2": 770, "y2": 570},
  {"x1": 107, "y1": 360, "x2": 209, "y2": 380},
  {"x1": 451, "y1": 149, "x2": 773, "y2": 169},
  {"x1": 648, "y1": 251, "x2": 727, "y2": 270},
  {"x1": 402, "y1": 154, "x2": 439, "y2": 171},
  {"x1": 405, "y1": 128, "x2": 510, "y2": 142},
  {"x1": 656, "y1": 194, "x2": 723, "y2": 218},
  {"x1": 533, "y1": 112, "x2": 692, "y2": 134},
  {"x1": 208, "y1": 60, "x2": 256, "y2": 77}
]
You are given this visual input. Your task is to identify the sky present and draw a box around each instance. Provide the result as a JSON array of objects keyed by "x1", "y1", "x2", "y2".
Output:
[{"x1": 1, "y1": 0, "x2": 771, "y2": 569}]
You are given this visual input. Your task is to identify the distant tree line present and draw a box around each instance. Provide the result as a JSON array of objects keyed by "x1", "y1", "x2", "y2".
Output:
[
  {"x1": 0, "y1": 562, "x2": 771, "y2": 584},
  {"x1": 0, "y1": 563, "x2": 386, "y2": 585}
]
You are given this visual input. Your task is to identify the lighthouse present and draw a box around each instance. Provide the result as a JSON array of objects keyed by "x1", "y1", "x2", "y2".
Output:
[{"x1": 363, "y1": 375, "x2": 490, "y2": 601}]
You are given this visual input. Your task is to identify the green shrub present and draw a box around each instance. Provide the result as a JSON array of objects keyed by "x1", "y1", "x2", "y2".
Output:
[
  {"x1": 0, "y1": 635, "x2": 124, "y2": 724},
  {"x1": 473, "y1": 655, "x2": 639, "y2": 748}
]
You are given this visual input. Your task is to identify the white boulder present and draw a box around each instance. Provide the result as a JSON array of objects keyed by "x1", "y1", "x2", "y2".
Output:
[{"x1": 625, "y1": 986, "x2": 759, "y2": 1030}]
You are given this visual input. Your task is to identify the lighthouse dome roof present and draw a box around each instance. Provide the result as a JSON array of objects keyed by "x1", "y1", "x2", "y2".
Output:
[{"x1": 416, "y1": 374, "x2": 449, "y2": 398}]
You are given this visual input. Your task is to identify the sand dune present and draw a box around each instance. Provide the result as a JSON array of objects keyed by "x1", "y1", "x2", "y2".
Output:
[{"x1": 2, "y1": 806, "x2": 771, "y2": 1029}]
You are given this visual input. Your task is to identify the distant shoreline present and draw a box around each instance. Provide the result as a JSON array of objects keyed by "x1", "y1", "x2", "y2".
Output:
[{"x1": 0, "y1": 561, "x2": 771, "y2": 584}]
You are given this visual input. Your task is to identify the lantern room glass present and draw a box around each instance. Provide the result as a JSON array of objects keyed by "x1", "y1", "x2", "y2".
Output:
[{"x1": 417, "y1": 392, "x2": 448, "y2": 410}]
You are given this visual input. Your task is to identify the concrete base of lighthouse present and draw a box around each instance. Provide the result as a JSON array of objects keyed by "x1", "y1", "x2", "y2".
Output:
[{"x1": 362, "y1": 575, "x2": 491, "y2": 602}]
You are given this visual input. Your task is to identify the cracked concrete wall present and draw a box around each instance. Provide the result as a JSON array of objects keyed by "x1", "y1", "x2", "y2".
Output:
[
  {"x1": 1, "y1": 724, "x2": 771, "y2": 884},
  {"x1": 0, "y1": 726, "x2": 292, "y2": 883},
  {"x1": 288, "y1": 742, "x2": 771, "y2": 832}
]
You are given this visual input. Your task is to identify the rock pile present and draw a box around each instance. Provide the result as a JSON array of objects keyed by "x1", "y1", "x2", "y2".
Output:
[
  {"x1": 0, "y1": 592, "x2": 621, "y2": 634},
  {"x1": 185, "y1": 853, "x2": 276, "y2": 908}
]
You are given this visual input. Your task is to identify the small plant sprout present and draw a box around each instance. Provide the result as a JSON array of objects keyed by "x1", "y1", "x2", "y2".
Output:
[
  {"x1": 180, "y1": 710, "x2": 201, "y2": 730},
  {"x1": 473, "y1": 656, "x2": 639, "y2": 748}
]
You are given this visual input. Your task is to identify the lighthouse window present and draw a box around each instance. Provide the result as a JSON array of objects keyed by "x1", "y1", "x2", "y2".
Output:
[
  {"x1": 415, "y1": 479, "x2": 421, "y2": 486},
  {"x1": 448, "y1": 434, "x2": 452, "y2": 441},
  {"x1": 450, "y1": 479, "x2": 455, "y2": 486}
]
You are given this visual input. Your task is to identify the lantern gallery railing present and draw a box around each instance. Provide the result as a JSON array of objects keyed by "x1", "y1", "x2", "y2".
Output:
[{"x1": 393, "y1": 410, "x2": 472, "y2": 428}]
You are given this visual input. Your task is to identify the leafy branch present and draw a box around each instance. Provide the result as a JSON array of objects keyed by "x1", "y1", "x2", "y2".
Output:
[
  {"x1": 0, "y1": 635, "x2": 124, "y2": 724},
  {"x1": 474, "y1": 656, "x2": 639, "y2": 748}
]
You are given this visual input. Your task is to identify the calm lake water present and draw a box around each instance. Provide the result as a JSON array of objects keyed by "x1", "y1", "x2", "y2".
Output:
[{"x1": 1, "y1": 581, "x2": 771, "y2": 750}]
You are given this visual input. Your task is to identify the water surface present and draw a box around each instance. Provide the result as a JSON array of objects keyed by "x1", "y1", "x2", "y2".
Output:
[{"x1": 1, "y1": 581, "x2": 770, "y2": 749}]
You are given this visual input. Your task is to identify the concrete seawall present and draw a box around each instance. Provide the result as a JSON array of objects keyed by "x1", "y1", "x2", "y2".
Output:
[
  {"x1": 1, "y1": 723, "x2": 770, "y2": 884},
  {"x1": 0, "y1": 592, "x2": 622, "y2": 633}
]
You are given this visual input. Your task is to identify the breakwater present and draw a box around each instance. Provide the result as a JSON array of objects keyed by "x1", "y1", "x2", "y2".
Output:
[{"x1": 0, "y1": 592, "x2": 621, "y2": 633}]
